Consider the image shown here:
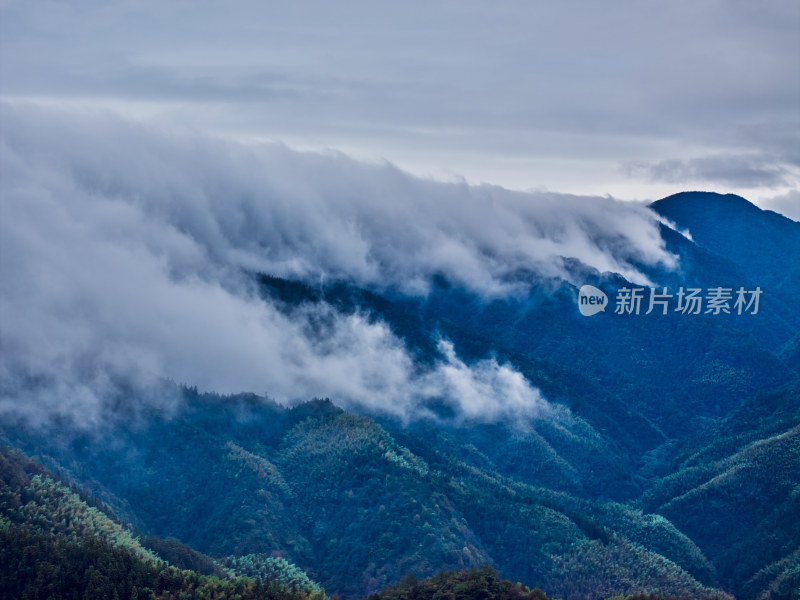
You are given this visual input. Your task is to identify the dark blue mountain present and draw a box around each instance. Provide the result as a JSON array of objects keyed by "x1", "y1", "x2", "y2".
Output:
[{"x1": 652, "y1": 191, "x2": 800, "y2": 295}]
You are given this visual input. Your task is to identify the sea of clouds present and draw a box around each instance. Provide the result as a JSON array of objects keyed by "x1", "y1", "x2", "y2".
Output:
[{"x1": 0, "y1": 102, "x2": 677, "y2": 425}]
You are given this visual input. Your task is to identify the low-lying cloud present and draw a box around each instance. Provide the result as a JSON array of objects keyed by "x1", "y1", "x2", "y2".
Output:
[{"x1": 0, "y1": 102, "x2": 674, "y2": 425}]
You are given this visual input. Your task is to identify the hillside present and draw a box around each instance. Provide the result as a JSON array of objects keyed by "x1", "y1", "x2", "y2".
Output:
[
  {"x1": 0, "y1": 390, "x2": 735, "y2": 600},
  {"x1": 0, "y1": 446, "x2": 326, "y2": 600}
]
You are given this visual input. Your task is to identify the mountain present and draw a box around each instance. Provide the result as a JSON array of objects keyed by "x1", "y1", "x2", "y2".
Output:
[
  {"x1": 0, "y1": 445, "x2": 327, "y2": 600},
  {"x1": 2, "y1": 192, "x2": 798, "y2": 600},
  {"x1": 2, "y1": 443, "x2": 561, "y2": 600},
  {"x1": 1, "y1": 396, "x2": 732, "y2": 600},
  {"x1": 651, "y1": 192, "x2": 800, "y2": 290},
  {"x1": 651, "y1": 191, "x2": 800, "y2": 349},
  {"x1": 637, "y1": 381, "x2": 800, "y2": 597}
]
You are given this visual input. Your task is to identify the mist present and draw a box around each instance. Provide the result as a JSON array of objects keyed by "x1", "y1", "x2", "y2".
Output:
[{"x1": 0, "y1": 102, "x2": 676, "y2": 425}]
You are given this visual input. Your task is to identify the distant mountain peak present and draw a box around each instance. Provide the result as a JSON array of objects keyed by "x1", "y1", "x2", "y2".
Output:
[
  {"x1": 650, "y1": 190, "x2": 800, "y2": 290},
  {"x1": 651, "y1": 191, "x2": 759, "y2": 213}
]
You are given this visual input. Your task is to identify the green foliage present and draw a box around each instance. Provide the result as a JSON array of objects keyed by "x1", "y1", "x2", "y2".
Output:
[
  {"x1": 640, "y1": 423, "x2": 800, "y2": 594},
  {"x1": 2, "y1": 396, "x2": 736, "y2": 600},
  {"x1": 0, "y1": 519, "x2": 316, "y2": 600},
  {"x1": 545, "y1": 539, "x2": 732, "y2": 600},
  {"x1": 586, "y1": 503, "x2": 717, "y2": 586},
  {"x1": 742, "y1": 544, "x2": 800, "y2": 600},
  {"x1": 0, "y1": 446, "x2": 322, "y2": 600},
  {"x1": 142, "y1": 536, "x2": 228, "y2": 577},
  {"x1": 365, "y1": 565, "x2": 551, "y2": 600},
  {"x1": 223, "y1": 554, "x2": 323, "y2": 594}
]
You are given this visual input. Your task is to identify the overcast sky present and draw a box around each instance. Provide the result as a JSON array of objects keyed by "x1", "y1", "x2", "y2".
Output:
[{"x1": 1, "y1": 0, "x2": 798, "y2": 212}]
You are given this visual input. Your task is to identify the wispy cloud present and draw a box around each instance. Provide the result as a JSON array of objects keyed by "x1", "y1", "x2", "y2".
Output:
[{"x1": 624, "y1": 154, "x2": 794, "y2": 189}]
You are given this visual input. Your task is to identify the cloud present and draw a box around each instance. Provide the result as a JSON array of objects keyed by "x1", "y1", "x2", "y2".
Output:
[
  {"x1": 1, "y1": 102, "x2": 677, "y2": 292},
  {"x1": 422, "y1": 340, "x2": 563, "y2": 425},
  {"x1": 624, "y1": 154, "x2": 793, "y2": 189},
  {"x1": 0, "y1": 102, "x2": 674, "y2": 425}
]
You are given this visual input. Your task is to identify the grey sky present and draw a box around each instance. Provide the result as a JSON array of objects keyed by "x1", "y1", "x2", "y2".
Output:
[{"x1": 1, "y1": 0, "x2": 798, "y2": 205}]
